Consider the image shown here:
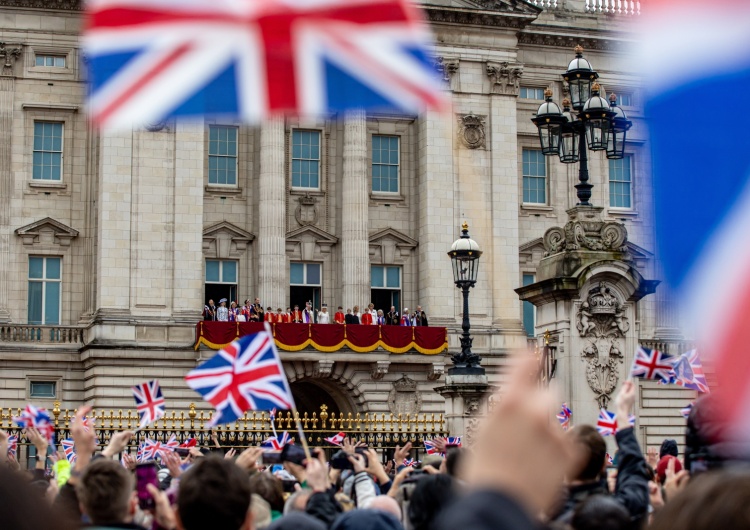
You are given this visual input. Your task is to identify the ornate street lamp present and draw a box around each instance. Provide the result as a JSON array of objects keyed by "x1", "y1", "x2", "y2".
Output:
[
  {"x1": 532, "y1": 45, "x2": 632, "y2": 206},
  {"x1": 448, "y1": 221, "x2": 482, "y2": 370}
]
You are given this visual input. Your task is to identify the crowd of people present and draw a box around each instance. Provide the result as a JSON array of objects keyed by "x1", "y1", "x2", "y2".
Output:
[
  {"x1": 1, "y1": 356, "x2": 747, "y2": 530},
  {"x1": 203, "y1": 299, "x2": 429, "y2": 326}
]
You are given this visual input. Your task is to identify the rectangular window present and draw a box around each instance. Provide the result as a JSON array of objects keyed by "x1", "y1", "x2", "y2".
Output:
[
  {"x1": 32, "y1": 121, "x2": 63, "y2": 181},
  {"x1": 371, "y1": 265, "x2": 401, "y2": 313},
  {"x1": 204, "y1": 259, "x2": 238, "y2": 306},
  {"x1": 208, "y1": 126, "x2": 238, "y2": 186},
  {"x1": 372, "y1": 135, "x2": 400, "y2": 194},
  {"x1": 609, "y1": 155, "x2": 632, "y2": 209},
  {"x1": 522, "y1": 149, "x2": 546, "y2": 204},
  {"x1": 618, "y1": 93, "x2": 633, "y2": 107},
  {"x1": 28, "y1": 256, "x2": 61, "y2": 325},
  {"x1": 290, "y1": 262, "x2": 322, "y2": 310},
  {"x1": 35, "y1": 54, "x2": 66, "y2": 68},
  {"x1": 30, "y1": 381, "x2": 56, "y2": 399},
  {"x1": 520, "y1": 87, "x2": 546, "y2": 100},
  {"x1": 291, "y1": 130, "x2": 321, "y2": 189},
  {"x1": 522, "y1": 274, "x2": 535, "y2": 337}
]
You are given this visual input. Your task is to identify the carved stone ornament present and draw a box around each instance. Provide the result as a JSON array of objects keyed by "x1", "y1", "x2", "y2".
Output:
[
  {"x1": 0, "y1": 43, "x2": 22, "y2": 75},
  {"x1": 464, "y1": 397, "x2": 481, "y2": 416},
  {"x1": 371, "y1": 361, "x2": 390, "y2": 381},
  {"x1": 543, "y1": 208, "x2": 628, "y2": 256},
  {"x1": 486, "y1": 61, "x2": 523, "y2": 96},
  {"x1": 434, "y1": 56, "x2": 459, "y2": 83},
  {"x1": 387, "y1": 375, "x2": 422, "y2": 416},
  {"x1": 457, "y1": 114, "x2": 486, "y2": 149},
  {"x1": 465, "y1": 417, "x2": 482, "y2": 447},
  {"x1": 577, "y1": 282, "x2": 629, "y2": 408},
  {"x1": 314, "y1": 359, "x2": 334, "y2": 378},
  {"x1": 294, "y1": 192, "x2": 319, "y2": 227},
  {"x1": 427, "y1": 362, "x2": 445, "y2": 381}
]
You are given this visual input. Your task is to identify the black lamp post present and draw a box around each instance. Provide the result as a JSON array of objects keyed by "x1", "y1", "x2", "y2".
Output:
[
  {"x1": 532, "y1": 45, "x2": 632, "y2": 206},
  {"x1": 448, "y1": 221, "x2": 482, "y2": 371}
]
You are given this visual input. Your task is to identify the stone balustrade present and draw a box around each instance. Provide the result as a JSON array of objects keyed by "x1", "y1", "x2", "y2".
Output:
[
  {"x1": 527, "y1": 0, "x2": 641, "y2": 15},
  {"x1": 0, "y1": 324, "x2": 84, "y2": 345}
]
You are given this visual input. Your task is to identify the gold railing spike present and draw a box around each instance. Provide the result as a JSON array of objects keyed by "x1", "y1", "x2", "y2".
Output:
[{"x1": 52, "y1": 401, "x2": 61, "y2": 427}]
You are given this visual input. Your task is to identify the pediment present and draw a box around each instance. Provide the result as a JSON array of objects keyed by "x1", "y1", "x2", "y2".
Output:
[
  {"x1": 369, "y1": 227, "x2": 418, "y2": 249},
  {"x1": 286, "y1": 225, "x2": 339, "y2": 245},
  {"x1": 203, "y1": 221, "x2": 255, "y2": 242},
  {"x1": 15, "y1": 217, "x2": 78, "y2": 246}
]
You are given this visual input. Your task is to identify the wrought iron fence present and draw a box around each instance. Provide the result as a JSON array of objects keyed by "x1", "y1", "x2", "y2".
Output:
[{"x1": 1, "y1": 402, "x2": 448, "y2": 464}]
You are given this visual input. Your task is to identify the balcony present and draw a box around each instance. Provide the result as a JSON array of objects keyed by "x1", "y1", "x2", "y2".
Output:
[{"x1": 0, "y1": 324, "x2": 84, "y2": 345}]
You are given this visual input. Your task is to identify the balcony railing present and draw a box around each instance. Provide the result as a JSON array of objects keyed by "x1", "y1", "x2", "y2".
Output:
[
  {"x1": 526, "y1": 0, "x2": 641, "y2": 15},
  {"x1": 0, "y1": 324, "x2": 84, "y2": 345}
]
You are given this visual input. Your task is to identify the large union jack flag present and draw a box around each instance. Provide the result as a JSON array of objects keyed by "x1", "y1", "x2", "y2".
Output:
[
  {"x1": 185, "y1": 327, "x2": 295, "y2": 426},
  {"x1": 83, "y1": 0, "x2": 447, "y2": 129},
  {"x1": 631, "y1": 346, "x2": 675, "y2": 383},
  {"x1": 132, "y1": 379, "x2": 166, "y2": 428}
]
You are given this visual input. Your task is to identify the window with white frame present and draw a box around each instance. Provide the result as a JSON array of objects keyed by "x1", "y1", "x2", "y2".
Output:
[
  {"x1": 290, "y1": 262, "x2": 321, "y2": 310},
  {"x1": 609, "y1": 155, "x2": 632, "y2": 209},
  {"x1": 208, "y1": 126, "x2": 238, "y2": 186},
  {"x1": 522, "y1": 273, "x2": 535, "y2": 337},
  {"x1": 291, "y1": 130, "x2": 321, "y2": 189},
  {"x1": 32, "y1": 121, "x2": 63, "y2": 181},
  {"x1": 520, "y1": 87, "x2": 546, "y2": 100},
  {"x1": 617, "y1": 93, "x2": 633, "y2": 107},
  {"x1": 205, "y1": 260, "x2": 238, "y2": 306},
  {"x1": 372, "y1": 135, "x2": 400, "y2": 194},
  {"x1": 522, "y1": 148, "x2": 547, "y2": 204},
  {"x1": 370, "y1": 265, "x2": 401, "y2": 313},
  {"x1": 28, "y1": 256, "x2": 61, "y2": 325},
  {"x1": 35, "y1": 54, "x2": 66, "y2": 68}
]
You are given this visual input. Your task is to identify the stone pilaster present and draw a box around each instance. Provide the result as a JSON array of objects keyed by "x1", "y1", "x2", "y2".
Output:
[
  {"x1": 257, "y1": 118, "x2": 287, "y2": 310},
  {"x1": 434, "y1": 371, "x2": 495, "y2": 447},
  {"x1": 417, "y1": 111, "x2": 455, "y2": 323},
  {"x1": 341, "y1": 110, "x2": 370, "y2": 310},
  {"x1": 0, "y1": 74, "x2": 15, "y2": 322},
  {"x1": 489, "y1": 92, "x2": 525, "y2": 335},
  {"x1": 172, "y1": 120, "x2": 205, "y2": 321}
]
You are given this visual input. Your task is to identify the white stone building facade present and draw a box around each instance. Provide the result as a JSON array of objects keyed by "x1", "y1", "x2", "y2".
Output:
[{"x1": 0, "y1": 0, "x2": 691, "y2": 449}]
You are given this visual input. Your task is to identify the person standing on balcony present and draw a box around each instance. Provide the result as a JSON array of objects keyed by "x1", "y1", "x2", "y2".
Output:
[
  {"x1": 250, "y1": 298, "x2": 264, "y2": 322},
  {"x1": 282, "y1": 307, "x2": 292, "y2": 323},
  {"x1": 264, "y1": 307, "x2": 275, "y2": 323},
  {"x1": 345, "y1": 308, "x2": 358, "y2": 325},
  {"x1": 228, "y1": 301, "x2": 239, "y2": 322},
  {"x1": 317, "y1": 304, "x2": 330, "y2": 324},
  {"x1": 303, "y1": 301, "x2": 315, "y2": 324},
  {"x1": 415, "y1": 306, "x2": 429, "y2": 327},
  {"x1": 217, "y1": 299, "x2": 229, "y2": 322},
  {"x1": 400, "y1": 308, "x2": 412, "y2": 326},
  {"x1": 203, "y1": 300, "x2": 216, "y2": 321},
  {"x1": 387, "y1": 306, "x2": 399, "y2": 325},
  {"x1": 275, "y1": 308, "x2": 285, "y2": 323},
  {"x1": 292, "y1": 305, "x2": 303, "y2": 323},
  {"x1": 367, "y1": 303, "x2": 378, "y2": 325},
  {"x1": 353, "y1": 305, "x2": 362, "y2": 323},
  {"x1": 360, "y1": 306, "x2": 373, "y2": 325},
  {"x1": 334, "y1": 306, "x2": 345, "y2": 324},
  {"x1": 376, "y1": 310, "x2": 386, "y2": 325}
]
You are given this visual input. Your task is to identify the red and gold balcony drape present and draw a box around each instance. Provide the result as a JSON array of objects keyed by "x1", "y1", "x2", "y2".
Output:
[{"x1": 195, "y1": 322, "x2": 448, "y2": 355}]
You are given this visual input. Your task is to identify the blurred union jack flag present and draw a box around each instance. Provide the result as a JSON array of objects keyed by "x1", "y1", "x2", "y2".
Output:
[
  {"x1": 556, "y1": 403, "x2": 572, "y2": 431},
  {"x1": 631, "y1": 346, "x2": 675, "y2": 383},
  {"x1": 132, "y1": 379, "x2": 166, "y2": 427},
  {"x1": 324, "y1": 431, "x2": 346, "y2": 446},
  {"x1": 83, "y1": 0, "x2": 447, "y2": 129},
  {"x1": 185, "y1": 328, "x2": 295, "y2": 426},
  {"x1": 596, "y1": 409, "x2": 636, "y2": 437},
  {"x1": 141, "y1": 435, "x2": 178, "y2": 461},
  {"x1": 7, "y1": 435, "x2": 17, "y2": 458},
  {"x1": 670, "y1": 350, "x2": 710, "y2": 393},
  {"x1": 61, "y1": 439, "x2": 77, "y2": 464},
  {"x1": 14, "y1": 405, "x2": 55, "y2": 443},
  {"x1": 261, "y1": 431, "x2": 294, "y2": 451}
]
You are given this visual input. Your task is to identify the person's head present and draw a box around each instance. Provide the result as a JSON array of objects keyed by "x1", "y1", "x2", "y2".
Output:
[
  {"x1": 390, "y1": 306, "x2": 395, "y2": 312},
  {"x1": 249, "y1": 472, "x2": 285, "y2": 513},
  {"x1": 650, "y1": 470, "x2": 750, "y2": 530},
  {"x1": 287, "y1": 307, "x2": 291, "y2": 312},
  {"x1": 321, "y1": 305, "x2": 328, "y2": 312},
  {"x1": 660, "y1": 439, "x2": 678, "y2": 459},
  {"x1": 656, "y1": 455, "x2": 683, "y2": 484},
  {"x1": 268, "y1": 512, "x2": 326, "y2": 530},
  {"x1": 267, "y1": 306, "x2": 272, "y2": 311},
  {"x1": 367, "y1": 495, "x2": 402, "y2": 520},
  {"x1": 209, "y1": 299, "x2": 214, "y2": 306},
  {"x1": 571, "y1": 494, "x2": 630, "y2": 530},
  {"x1": 76, "y1": 459, "x2": 136, "y2": 526},
  {"x1": 338, "y1": 306, "x2": 343, "y2": 311},
  {"x1": 283, "y1": 489, "x2": 312, "y2": 515},
  {"x1": 245, "y1": 299, "x2": 251, "y2": 306},
  {"x1": 0, "y1": 468, "x2": 73, "y2": 530},
  {"x1": 277, "y1": 308, "x2": 283, "y2": 313},
  {"x1": 354, "y1": 305, "x2": 359, "y2": 312},
  {"x1": 220, "y1": 299, "x2": 226, "y2": 306},
  {"x1": 294, "y1": 305, "x2": 299, "y2": 310},
  {"x1": 407, "y1": 474, "x2": 454, "y2": 530},
  {"x1": 347, "y1": 308, "x2": 352, "y2": 314},
  {"x1": 177, "y1": 456, "x2": 252, "y2": 530},
  {"x1": 255, "y1": 298, "x2": 261, "y2": 304},
  {"x1": 417, "y1": 306, "x2": 422, "y2": 312},
  {"x1": 369, "y1": 303, "x2": 374, "y2": 310},
  {"x1": 231, "y1": 301, "x2": 237, "y2": 308},
  {"x1": 568, "y1": 425, "x2": 607, "y2": 482},
  {"x1": 332, "y1": 509, "x2": 404, "y2": 530},
  {"x1": 377, "y1": 310, "x2": 383, "y2": 317}
]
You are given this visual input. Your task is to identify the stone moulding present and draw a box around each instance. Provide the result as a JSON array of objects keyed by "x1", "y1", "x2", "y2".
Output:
[{"x1": 543, "y1": 206, "x2": 628, "y2": 256}]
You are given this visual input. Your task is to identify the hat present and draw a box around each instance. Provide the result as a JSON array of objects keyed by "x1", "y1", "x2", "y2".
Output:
[
  {"x1": 322, "y1": 303, "x2": 328, "y2": 308},
  {"x1": 403, "y1": 308, "x2": 408, "y2": 312},
  {"x1": 219, "y1": 298, "x2": 227, "y2": 304},
  {"x1": 656, "y1": 455, "x2": 683, "y2": 484}
]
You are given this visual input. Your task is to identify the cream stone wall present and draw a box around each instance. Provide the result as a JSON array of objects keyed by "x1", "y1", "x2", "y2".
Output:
[{"x1": 0, "y1": 1, "x2": 687, "y2": 444}]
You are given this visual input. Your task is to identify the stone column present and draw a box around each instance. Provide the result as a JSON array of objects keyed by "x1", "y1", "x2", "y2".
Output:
[
  {"x1": 257, "y1": 118, "x2": 287, "y2": 310},
  {"x1": 0, "y1": 61, "x2": 17, "y2": 322},
  {"x1": 434, "y1": 371, "x2": 495, "y2": 447},
  {"x1": 417, "y1": 111, "x2": 455, "y2": 323},
  {"x1": 341, "y1": 110, "x2": 370, "y2": 310}
]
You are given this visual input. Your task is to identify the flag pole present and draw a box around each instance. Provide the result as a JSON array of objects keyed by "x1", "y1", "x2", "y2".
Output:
[{"x1": 292, "y1": 408, "x2": 312, "y2": 461}]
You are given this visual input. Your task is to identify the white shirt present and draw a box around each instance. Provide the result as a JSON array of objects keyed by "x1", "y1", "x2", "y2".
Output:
[
  {"x1": 369, "y1": 309, "x2": 378, "y2": 325},
  {"x1": 317, "y1": 311, "x2": 330, "y2": 324}
]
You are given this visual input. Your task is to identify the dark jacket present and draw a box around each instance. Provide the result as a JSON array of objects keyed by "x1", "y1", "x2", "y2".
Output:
[
  {"x1": 552, "y1": 427, "x2": 649, "y2": 528},
  {"x1": 306, "y1": 488, "x2": 343, "y2": 528},
  {"x1": 345, "y1": 314, "x2": 359, "y2": 325},
  {"x1": 415, "y1": 311, "x2": 428, "y2": 327},
  {"x1": 434, "y1": 490, "x2": 538, "y2": 530}
]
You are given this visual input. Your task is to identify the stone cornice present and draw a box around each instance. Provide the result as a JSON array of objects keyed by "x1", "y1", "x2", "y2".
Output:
[
  {"x1": 0, "y1": 0, "x2": 82, "y2": 10},
  {"x1": 517, "y1": 30, "x2": 634, "y2": 52},
  {"x1": 424, "y1": 5, "x2": 540, "y2": 30}
]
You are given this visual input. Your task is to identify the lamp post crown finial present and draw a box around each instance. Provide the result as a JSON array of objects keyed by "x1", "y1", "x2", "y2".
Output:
[
  {"x1": 592, "y1": 82, "x2": 601, "y2": 93},
  {"x1": 544, "y1": 88, "x2": 553, "y2": 98},
  {"x1": 562, "y1": 97, "x2": 571, "y2": 108},
  {"x1": 461, "y1": 220, "x2": 469, "y2": 232},
  {"x1": 609, "y1": 93, "x2": 617, "y2": 103},
  {"x1": 574, "y1": 45, "x2": 584, "y2": 55}
]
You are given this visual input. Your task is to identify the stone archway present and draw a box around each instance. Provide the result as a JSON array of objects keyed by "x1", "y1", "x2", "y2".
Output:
[{"x1": 290, "y1": 378, "x2": 357, "y2": 420}]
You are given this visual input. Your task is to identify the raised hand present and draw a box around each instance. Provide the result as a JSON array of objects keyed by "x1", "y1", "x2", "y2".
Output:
[
  {"x1": 387, "y1": 467, "x2": 414, "y2": 498},
  {"x1": 348, "y1": 453, "x2": 367, "y2": 474},
  {"x1": 394, "y1": 442, "x2": 412, "y2": 463},
  {"x1": 102, "y1": 430, "x2": 134, "y2": 458},
  {"x1": 235, "y1": 447, "x2": 263, "y2": 473},
  {"x1": 223, "y1": 448, "x2": 237, "y2": 460}
]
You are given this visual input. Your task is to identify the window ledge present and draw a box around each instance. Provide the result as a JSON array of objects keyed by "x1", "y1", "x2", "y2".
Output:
[
  {"x1": 290, "y1": 188, "x2": 324, "y2": 196},
  {"x1": 28, "y1": 181, "x2": 66, "y2": 190},
  {"x1": 205, "y1": 185, "x2": 242, "y2": 195},
  {"x1": 607, "y1": 208, "x2": 638, "y2": 218},
  {"x1": 370, "y1": 193, "x2": 405, "y2": 202},
  {"x1": 520, "y1": 203, "x2": 553, "y2": 212},
  {"x1": 22, "y1": 103, "x2": 78, "y2": 112}
]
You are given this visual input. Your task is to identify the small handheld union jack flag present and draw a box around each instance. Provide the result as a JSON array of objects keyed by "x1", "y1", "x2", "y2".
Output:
[
  {"x1": 597, "y1": 409, "x2": 619, "y2": 437},
  {"x1": 680, "y1": 402, "x2": 694, "y2": 419},
  {"x1": 142, "y1": 435, "x2": 178, "y2": 461},
  {"x1": 132, "y1": 380, "x2": 166, "y2": 428},
  {"x1": 136, "y1": 443, "x2": 146, "y2": 463},
  {"x1": 424, "y1": 439, "x2": 440, "y2": 455},
  {"x1": 7, "y1": 435, "x2": 17, "y2": 458},
  {"x1": 670, "y1": 350, "x2": 710, "y2": 393},
  {"x1": 446, "y1": 436, "x2": 462, "y2": 447},
  {"x1": 606, "y1": 452, "x2": 614, "y2": 465},
  {"x1": 185, "y1": 328, "x2": 295, "y2": 426},
  {"x1": 402, "y1": 458, "x2": 418, "y2": 467},
  {"x1": 556, "y1": 403, "x2": 572, "y2": 431},
  {"x1": 61, "y1": 439, "x2": 77, "y2": 464},
  {"x1": 261, "y1": 431, "x2": 294, "y2": 451},
  {"x1": 14, "y1": 405, "x2": 55, "y2": 443},
  {"x1": 631, "y1": 346, "x2": 675, "y2": 383},
  {"x1": 325, "y1": 432, "x2": 346, "y2": 447}
]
